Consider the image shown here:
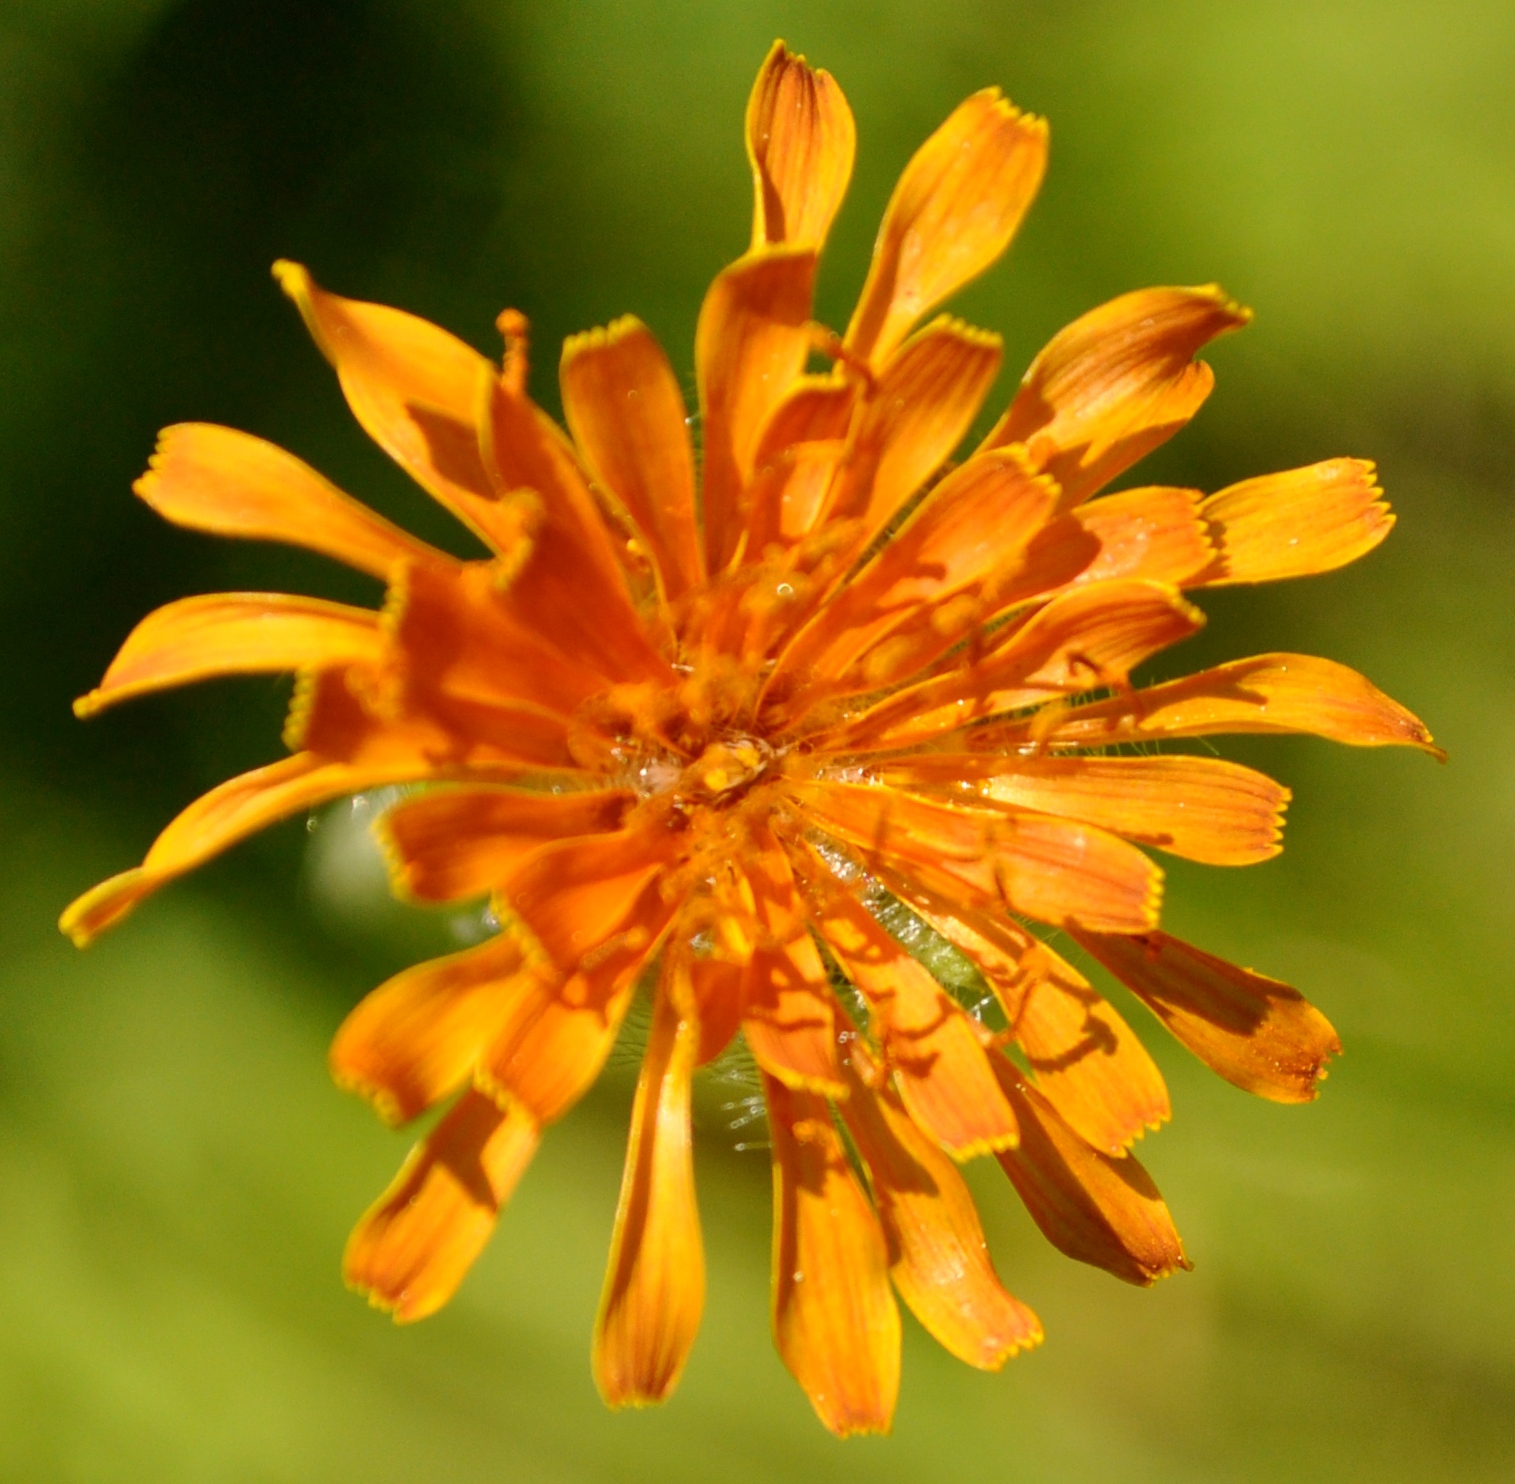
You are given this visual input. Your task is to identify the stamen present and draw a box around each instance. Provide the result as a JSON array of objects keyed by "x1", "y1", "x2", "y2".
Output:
[
  {"x1": 1065, "y1": 649, "x2": 1134, "y2": 696},
  {"x1": 497, "y1": 308, "x2": 530, "y2": 396},
  {"x1": 806, "y1": 321, "x2": 877, "y2": 393}
]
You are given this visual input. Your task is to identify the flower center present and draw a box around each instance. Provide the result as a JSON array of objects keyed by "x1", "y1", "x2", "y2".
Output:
[
  {"x1": 566, "y1": 648, "x2": 783, "y2": 805},
  {"x1": 682, "y1": 737, "x2": 774, "y2": 799}
]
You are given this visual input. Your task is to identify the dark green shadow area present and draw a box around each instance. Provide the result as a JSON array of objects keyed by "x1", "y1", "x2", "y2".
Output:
[{"x1": 2, "y1": 1, "x2": 1513, "y2": 1479}]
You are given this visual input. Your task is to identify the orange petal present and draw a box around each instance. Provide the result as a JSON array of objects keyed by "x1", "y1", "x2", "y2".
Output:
[
  {"x1": 594, "y1": 974, "x2": 704, "y2": 1407},
  {"x1": 751, "y1": 375, "x2": 858, "y2": 470},
  {"x1": 983, "y1": 286, "x2": 1251, "y2": 505},
  {"x1": 742, "y1": 438, "x2": 850, "y2": 557},
  {"x1": 480, "y1": 970, "x2": 634, "y2": 1125},
  {"x1": 59, "y1": 751, "x2": 436, "y2": 947},
  {"x1": 969, "y1": 755, "x2": 1289, "y2": 866},
  {"x1": 688, "y1": 954, "x2": 746, "y2": 1066},
  {"x1": 560, "y1": 316, "x2": 703, "y2": 599},
  {"x1": 836, "y1": 579, "x2": 1204, "y2": 749},
  {"x1": 746, "y1": 41, "x2": 856, "y2": 250},
  {"x1": 873, "y1": 868, "x2": 1169, "y2": 1155},
  {"x1": 135, "y1": 423, "x2": 449, "y2": 579},
  {"x1": 1197, "y1": 458, "x2": 1393, "y2": 586},
  {"x1": 791, "y1": 842, "x2": 1019, "y2": 1157},
  {"x1": 273, "y1": 261, "x2": 520, "y2": 550},
  {"x1": 990, "y1": 652, "x2": 1444, "y2": 755},
  {"x1": 344, "y1": 1088, "x2": 539, "y2": 1322},
  {"x1": 837, "y1": 1041, "x2": 1042, "y2": 1368},
  {"x1": 1016, "y1": 974, "x2": 1168, "y2": 1153},
  {"x1": 381, "y1": 786, "x2": 635, "y2": 903},
  {"x1": 500, "y1": 822, "x2": 681, "y2": 974},
  {"x1": 482, "y1": 377, "x2": 670, "y2": 684},
  {"x1": 481, "y1": 895, "x2": 675, "y2": 1123},
  {"x1": 766, "y1": 1075, "x2": 900, "y2": 1437},
  {"x1": 743, "y1": 943, "x2": 847, "y2": 1099},
  {"x1": 696, "y1": 248, "x2": 818, "y2": 572},
  {"x1": 290, "y1": 662, "x2": 576, "y2": 775},
  {"x1": 280, "y1": 266, "x2": 659, "y2": 685},
  {"x1": 793, "y1": 780, "x2": 1163, "y2": 935},
  {"x1": 1071, "y1": 929, "x2": 1342, "y2": 1102},
  {"x1": 771, "y1": 448, "x2": 1058, "y2": 700},
  {"x1": 955, "y1": 574, "x2": 1205, "y2": 693},
  {"x1": 991, "y1": 1057, "x2": 1189, "y2": 1285},
  {"x1": 740, "y1": 839, "x2": 847, "y2": 1096},
  {"x1": 329, "y1": 934, "x2": 530, "y2": 1124},
  {"x1": 382, "y1": 557, "x2": 611, "y2": 718},
  {"x1": 824, "y1": 317, "x2": 1004, "y2": 551},
  {"x1": 75, "y1": 593, "x2": 383, "y2": 717},
  {"x1": 1071, "y1": 485, "x2": 1214, "y2": 586},
  {"x1": 846, "y1": 91, "x2": 1047, "y2": 365}
]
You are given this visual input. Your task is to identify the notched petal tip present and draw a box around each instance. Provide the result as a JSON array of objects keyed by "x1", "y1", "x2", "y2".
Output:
[
  {"x1": 343, "y1": 1087, "x2": 540, "y2": 1323},
  {"x1": 926, "y1": 313, "x2": 1006, "y2": 352},
  {"x1": 1192, "y1": 280, "x2": 1253, "y2": 324},
  {"x1": 560, "y1": 313, "x2": 646, "y2": 362},
  {"x1": 1198, "y1": 457, "x2": 1397, "y2": 587},
  {"x1": 1073, "y1": 930, "x2": 1344, "y2": 1104},
  {"x1": 991, "y1": 1056, "x2": 1189, "y2": 1284},
  {"x1": 845, "y1": 86, "x2": 1048, "y2": 365},
  {"x1": 759, "y1": 1063, "x2": 851, "y2": 1100},
  {"x1": 366, "y1": 809, "x2": 417, "y2": 906},
  {"x1": 329, "y1": 1063, "x2": 408, "y2": 1128},
  {"x1": 1290, "y1": 1037, "x2": 1343, "y2": 1103},
  {"x1": 825, "y1": 1416, "x2": 895, "y2": 1441},
  {"x1": 990, "y1": 283, "x2": 1250, "y2": 505}
]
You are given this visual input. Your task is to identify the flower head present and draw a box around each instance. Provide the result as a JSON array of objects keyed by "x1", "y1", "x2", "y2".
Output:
[{"x1": 64, "y1": 42, "x2": 1438, "y2": 1436}]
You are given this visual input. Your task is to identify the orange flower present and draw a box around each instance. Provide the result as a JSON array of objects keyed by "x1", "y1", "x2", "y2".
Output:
[{"x1": 63, "y1": 42, "x2": 1438, "y2": 1436}]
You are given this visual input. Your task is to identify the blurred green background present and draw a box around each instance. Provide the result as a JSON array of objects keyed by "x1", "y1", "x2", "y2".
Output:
[{"x1": 3, "y1": 0, "x2": 1512, "y2": 1478}]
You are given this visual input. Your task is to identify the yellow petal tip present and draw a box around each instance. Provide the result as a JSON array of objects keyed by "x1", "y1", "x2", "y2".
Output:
[
  {"x1": 271, "y1": 259, "x2": 307, "y2": 294},
  {"x1": 329, "y1": 1062, "x2": 408, "y2": 1128},
  {"x1": 58, "y1": 867, "x2": 150, "y2": 948}
]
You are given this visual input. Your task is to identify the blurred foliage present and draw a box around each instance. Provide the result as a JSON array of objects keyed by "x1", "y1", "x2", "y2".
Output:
[{"x1": 2, "y1": 0, "x2": 1513, "y2": 1478}]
